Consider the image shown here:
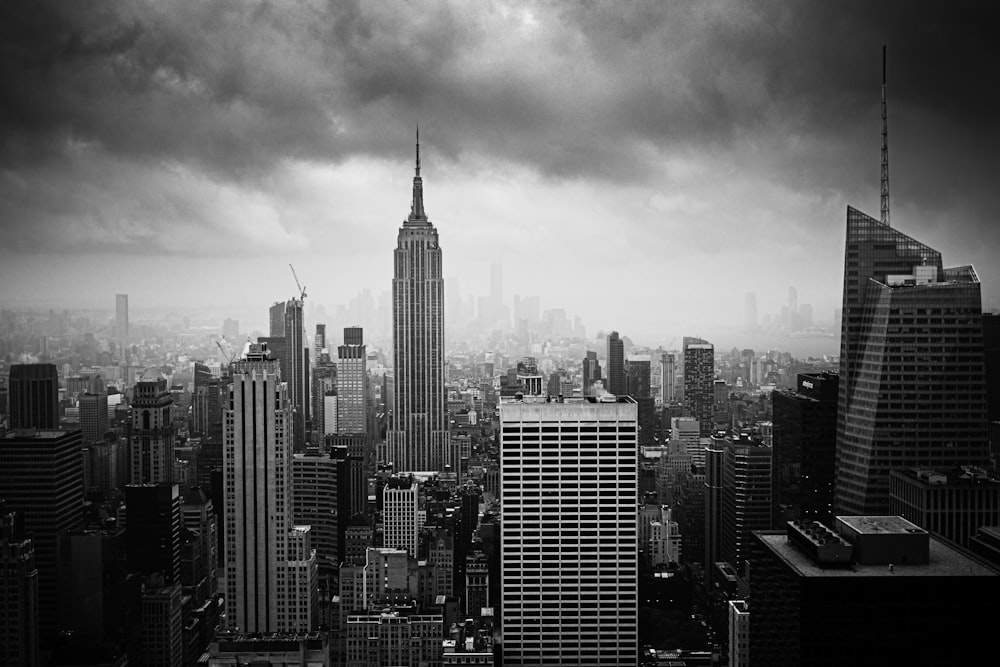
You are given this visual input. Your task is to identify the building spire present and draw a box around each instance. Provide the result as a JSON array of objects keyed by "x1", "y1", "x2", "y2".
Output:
[
  {"x1": 880, "y1": 45, "x2": 890, "y2": 226},
  {"x1": 409, "y1": 125, "x2": 426, "y2": 221}
]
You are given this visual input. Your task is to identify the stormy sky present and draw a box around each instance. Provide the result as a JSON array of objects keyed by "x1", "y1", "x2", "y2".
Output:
[{"x1": 1, "y1": 0, "x2": 997, "y2": 343}]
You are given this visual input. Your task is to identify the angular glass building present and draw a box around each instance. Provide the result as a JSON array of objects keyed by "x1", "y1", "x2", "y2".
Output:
[{"x1": 835, "y1": 206, "x2": 989, "y2": 515}]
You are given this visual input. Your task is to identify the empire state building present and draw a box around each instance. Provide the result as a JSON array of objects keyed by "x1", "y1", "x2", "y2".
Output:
[{"x1": 386, "y1": 132, "x2": 452, "y2": 472}]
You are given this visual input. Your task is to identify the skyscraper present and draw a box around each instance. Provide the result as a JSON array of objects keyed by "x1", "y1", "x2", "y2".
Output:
[
  {"x1": 7, "y1": 363, "x2": 59, "y2": 430},
  {"x1": 683, "y1": 337, "x2": 715, "y2": 437},
  {"x1": 500, "y1": 396, "x2": 638, "y2": 666},
  {"x1": 835, "y1": 207, "x2": 989, "y2": 515},
  {"x1": 581, "y1": 350, "x2": 602, "y2": 396},
  {"x1": 605, "y1": 331, "x2": 625, "y2": 396},
  {"x1": 660, "y1": 352, "x2": 676, "y2": 404},
  {"x1": 0, "y1": 508, "x2": 39, "y2": 667},
  {"x1": 386, "y1": 133, "x2": 450, "y2": 472},
  {"x1": 79, "y1": 391, "x2": 108, "y2": 445},
  {"x1": 283, "y1": 298, "x2": 309, "y2": 450},
  {"x1": 772, "y1": 372, "x2": 838, "y2": 525},
  {"x1": 116, "y1": 293, "x2": 129, "y2": 343},
  {"x1": 0, "y1": 429, "x2": 83, "y2": 646},
  {"x1": 125, "y1": 484, "x2": 181, "y2": 585},
  {"x1": 224, "y1": 342, "x2": 316, "y2": 633},
  {"x1": 382, "y1": 476, "x2": 420, "y2": 558},
  {"x1": 130, "y1": 373, "x2": 175, "y2": 485},
  {"x1": 336, "y1": 326, "x2": 367, "y2": 436},
  {"x1": 744, "y1": 292, "x2": 758, "y2": 331},
  {"x1": 269, "y1": 301, "x2": 286, "y2": 338}
]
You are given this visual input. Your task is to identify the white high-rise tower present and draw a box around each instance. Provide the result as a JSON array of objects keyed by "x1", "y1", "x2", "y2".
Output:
[
  {"x1": 500, "y1": 396, "x2": 639, "y2": 666},
  {"x1": 224, "y1": 342, "x2": 317, "y2": 632}
]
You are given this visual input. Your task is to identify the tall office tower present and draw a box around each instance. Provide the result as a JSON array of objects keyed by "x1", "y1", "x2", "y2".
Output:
[
  {"x1": 269, "y1": 301, "x2": 286, "y2": 337},
  {"x1": 311, "y1": 351, "x2": 337, "y2": 442},
  {"x1": 491, "y1": 262, "x2": 503, "y2": 321},
  {"x1": 130, "y1": 374, "x2": 175, "y2": 485},
  {"x1": 292, "y1": 452, "x2": 339, "y2": 572},
  {"x1": 386, "y1": 133, "x2": 450, "y2": 473},
  {"x1": 744, "y1": 292, "x2": 758, "y2": 331},
  {"x1": 605, "y1": 331, "x2": 626, "y2": 395},
  {"x1": 224, "y1": 342, "x2": 316, "y2": 633},
  {"x1": 625, "y1": 355, "x2": 651, "y2": 398},
  {"x1": 720, "y1": 436, "x2": 772, "y2": 571},
  {"x1": 704, "y1": 439, "x2": 725, "y2": 576},
  {"x1": 660, "y1": 352, "x2": 676, "y2": 404},
  {"x1": 283, "y1": 298, "x2": 309, "y2": 450},
  {"x1": 500, "y1": 396, "x2": 638, "y2": 666},
  {"x1": 116, "y1": 293, "x2": 129, "y2": 342},
  {"x1": 337, "y1": 326, "x2": 368, "y2": 436},
  {"x1": 836, "y1": 206, "x2": 989, "y2": 515},
  {"x1": 7, "y1": 363, "x2": 59, "y2": 429},
  {"x1": 787, "y1": 286, "x2": 798, "y2": 330},
  {"x1": 683, "y1": 337, "x2": 715, "y2": 437},
  {"x1": 137, "y1": 579, "x2": 184, "y2": 667},
  {"x1": 772, "y1": 372, "x2": 838, "y2": 525},
  {"x1": 382, "y1": 476, "x2": 420, "y2": 557},
  {"x1": 0, "y1": 429, "x2": 83, "y2": 646},
  {"x1": 79, "y1": 391, "x2": 108, "y2": 445},
  {"x1": 125, "y1": 484, "x2": 181, "y2": 584},
  {"x1": 222, "y1": 317, "x2": 240, "y2": 340},
  {"x1": 314, "y1": 323, "x2": 326, "y2": 355},
  {"x1": 1, "y1": 508, "x2": 39, "y2": 667}
]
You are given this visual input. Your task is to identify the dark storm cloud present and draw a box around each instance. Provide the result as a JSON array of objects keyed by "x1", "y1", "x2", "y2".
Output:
[{"x1": 1, "y1": 0, "x2": 997, "y2": 255}]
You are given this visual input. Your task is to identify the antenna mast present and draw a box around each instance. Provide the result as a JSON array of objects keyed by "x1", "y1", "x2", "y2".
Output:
[{"x1": 880, "y1": 45, "x2": 890, "y2": 226}]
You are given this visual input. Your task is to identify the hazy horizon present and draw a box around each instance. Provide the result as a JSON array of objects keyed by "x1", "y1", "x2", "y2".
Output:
[{"x1": 3, "y1": 1, "x2": 997, "y2": 340}]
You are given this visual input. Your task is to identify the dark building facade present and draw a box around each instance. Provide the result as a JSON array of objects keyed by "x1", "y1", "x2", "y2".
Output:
[
  {"x1": 7, "y1": 363, "x2": 59, "y2": 430},
  {"x1": 125, "y1": 484, "x2": 181, "y2": 585},
  {"x1": 0, "y1": 429, "x2": 83, "y2": 646},
  {"x1": 683, "y1": 337, "x2": 715, "y2": 437},
  {"x1": 605, "y1": 331, "x2": 625, "y2": 396},
  {"x1": 889, "y1": 467, "x2": 1000, "y2": 548},
  {"x1": 749, "y1": 517, "x2": 1000, "y2": 666},
  {"x1": 581, "y1": 351, "x2": 601, "y2": 396},
  {"x1": 772, "y1": 372, "x2": 839, "y2": 525},
  {"x1": 836, "y1": 207, "x2": 989, "y2": 515}
]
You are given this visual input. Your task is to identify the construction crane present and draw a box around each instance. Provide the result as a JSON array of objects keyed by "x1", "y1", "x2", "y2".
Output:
[
  {"x1": 289, "y1": 263, "x2": 306, "y2": 302},
  {"x1": 216, "y1": 339, "x2": 237, "y2": 365}
]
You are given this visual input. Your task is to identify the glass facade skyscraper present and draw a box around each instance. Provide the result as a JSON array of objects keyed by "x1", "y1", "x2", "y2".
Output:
[{"x1": 836, "y1": 206, "x2": 989, "y2": 515}]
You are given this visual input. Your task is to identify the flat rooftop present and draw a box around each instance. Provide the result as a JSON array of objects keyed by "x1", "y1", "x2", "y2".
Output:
[
  {"x1": 756, "y1": 531, "x2": 997, "y2": 578},
  {"x1": 838, "y1": 515, "x2": 924, "y2": 535}
]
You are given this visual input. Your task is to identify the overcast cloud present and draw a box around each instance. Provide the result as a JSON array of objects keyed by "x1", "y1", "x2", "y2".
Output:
[{"x1": 1, "y1": 0, "x2": 997, "y2": 341}]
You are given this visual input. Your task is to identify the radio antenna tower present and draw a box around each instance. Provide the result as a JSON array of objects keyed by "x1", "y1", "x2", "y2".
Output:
[{"x1": 880, "y1": 45, "x2": 890, "y2": 226}]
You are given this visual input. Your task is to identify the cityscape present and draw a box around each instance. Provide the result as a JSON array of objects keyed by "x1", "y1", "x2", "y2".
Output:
[{"x1": 2, "y1": 2, "x2": 999, "y2": 667}]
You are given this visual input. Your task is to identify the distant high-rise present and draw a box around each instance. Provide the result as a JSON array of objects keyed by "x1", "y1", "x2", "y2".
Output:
[
  {"x1": 744, "y1": 292, "x2": 758, "y2": 331},
  {"x1": 500, "y1": 397, "x2": 638, "y2": 666},
  {"x1": 720, "y1": 436, "x2": 772, "y2": 570},
  {"x1": 582, "y1": 350, "x2": 602, "y2": 396},
  {"x1": 224, "y1": 342, "x2": 317, "y2": 633},
  {"x1": 660, "y1": 352, "x2": 676, "y2": 404},
  {"x1": 116, "y1": 293, "x2": 129, "y2": 342},
  {"x1": 130, "y1": 374, "x2": 175, "y2": 485},
  {"x1": 386, "y1": 132, "x2": 450, "y2": 472},
  {"x1": 311, "y1": 351, "x2": 337, "y2": 442},
  {"x1": 314, "y1": 323, "x2": 326, "y2": 354},
  {"x1": 7, "y1": 363, "x2": 59, "y2": 430},
  {"x1": 605, "y1": 331, "x2": 626, "y2": 395},
  {"x1": 79, "y1": 391, "x2": 108, "y2": 445},
  {"x1": 336, "y1": 326, "x2": 367, "y2": 436},
  {"x1": 683, "y1": 337, "x2": 715, "y2": 437},
  {"x1": 836, "y1": 207, "x2": 988, "y2": 515}
]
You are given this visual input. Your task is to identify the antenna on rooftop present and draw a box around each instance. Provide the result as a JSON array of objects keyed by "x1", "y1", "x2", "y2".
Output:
[{"x1": 880, "y1": 45, "x2": 890, "y2": 227}]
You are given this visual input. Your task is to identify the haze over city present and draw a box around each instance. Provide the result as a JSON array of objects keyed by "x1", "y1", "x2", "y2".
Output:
[{"x1": 2, "y1": 0, "x2": 998, "y2": 345}]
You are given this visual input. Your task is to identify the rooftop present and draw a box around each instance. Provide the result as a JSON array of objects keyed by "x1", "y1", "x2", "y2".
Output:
[{"x1": 755, "y1": 530, "x2": 996, "y2": 578}]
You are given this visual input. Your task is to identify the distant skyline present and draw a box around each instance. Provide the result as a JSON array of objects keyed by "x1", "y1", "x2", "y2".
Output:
[{"x1": 2, "y1": 1, "x2": 997, "y2": 342}]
